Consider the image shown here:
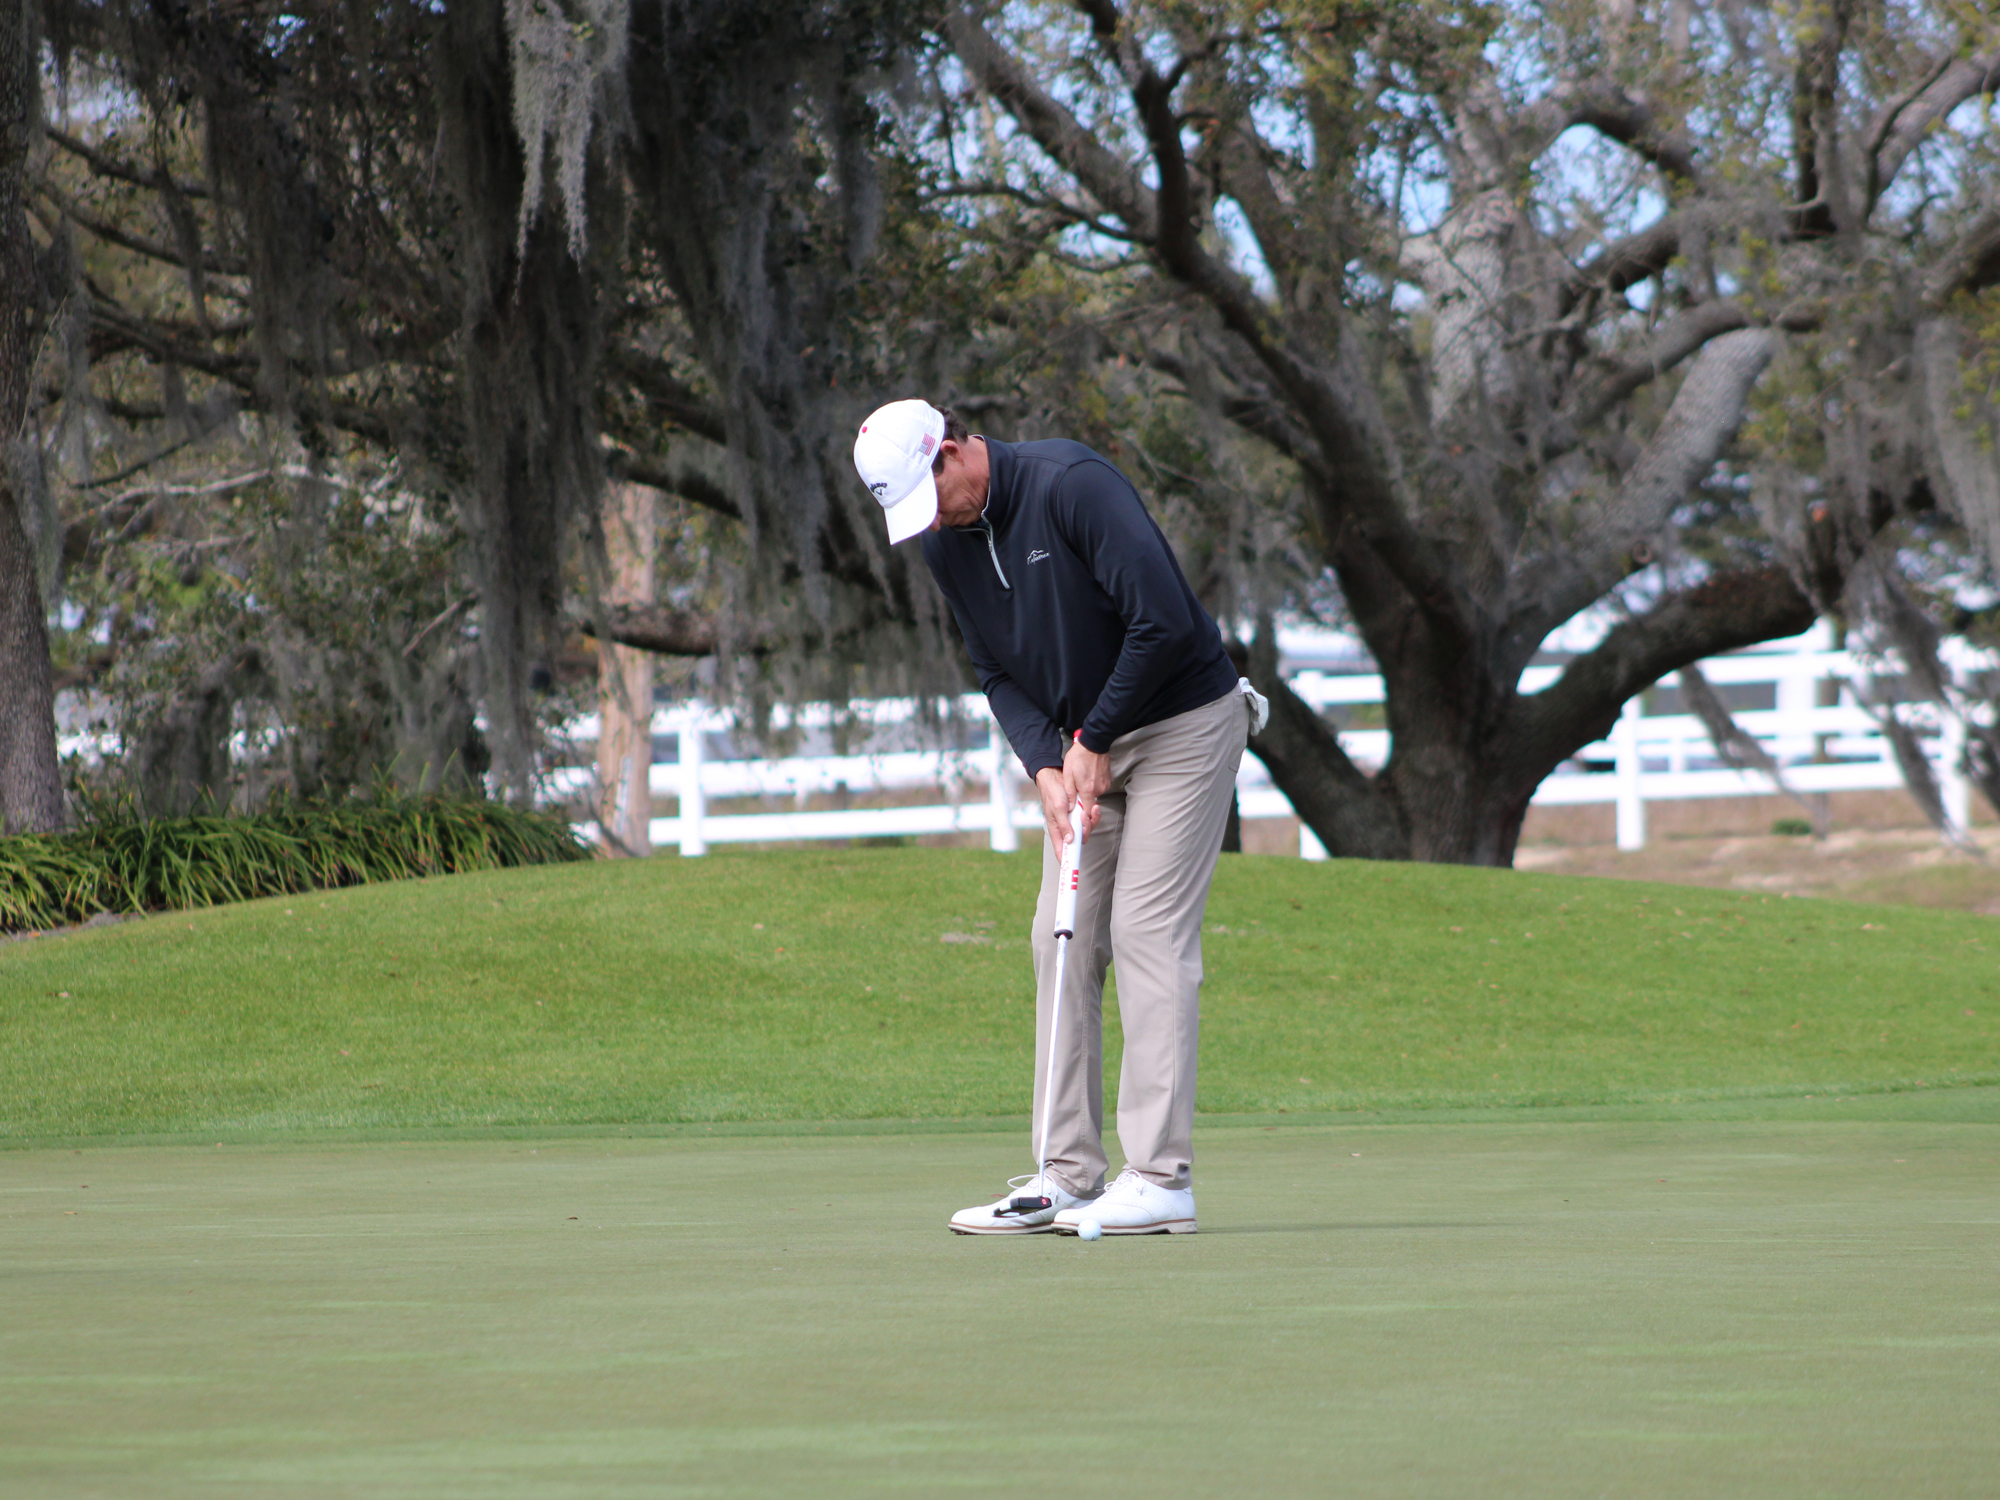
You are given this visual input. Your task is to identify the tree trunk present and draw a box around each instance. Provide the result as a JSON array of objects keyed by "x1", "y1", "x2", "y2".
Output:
[
  {"x1": 0, "y1": 0, "x2": 66, "y2": 835},
  {"x1": 1247, "y1": 566, "x2": 1820, "y2": 866},
  {"x1": 131, "y1": 647, "x2": 265, "y2": 816},
  {"x1": 1247, "y1": 660, "x2": 1530, "y2": 867},
  {"x1": 595, "y1": 481, "x2": 657, "y2": 856},
  {"x1": 943, "y1": 10, "x2": 1928, "y2": 871},
  {"x1": 1245, "y1": 632, "x2": 1406, "y2": 859},
  {"x1": 0, "y1": 491, "x2": 62, "y2": 835},
  {"x1": 439, "y1": 0, "x2": 603, "y2": 804}
]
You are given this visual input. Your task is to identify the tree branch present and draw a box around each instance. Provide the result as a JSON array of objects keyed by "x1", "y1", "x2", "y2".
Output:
[
  {"x1": 923, "y1": 180, "x2": 1141, "y2": 242},
  {"x1": 44, "y1": 126, "x2": 210, "y2": 198},
  {"x1": 1516, "y1": 327, "x2": 1780, "y2": 638},
  {"x1": 1923, "y1": 209, "x2": 2000, "y2": 308},
  {"x1": 1498, "y1": 565, "x2": 1818, "y2": 798},
  {"x1": 1204, "y1": 124, "x2": 1309, "y2": 306},
  {"x1": 1550, "y1": 298, "x2": 1754, "y2": 442},
  {"x1": 403, "y1": 595, "x2": 475, "y2": 659},
  {"x1": 1788, "y1": 0, "x2": 1852, "y2": 240},
  {"x1": 1568, "y1": 86, "x2": 1696, "y2": 184},
  {"x1": 31, "y1": 176, "x2": 247, "y2": 274},
  {"x1": 1870, "y1": 44, "x2": 2000, "y2": 210},
  {"x1": 1558, "y1": 210, "x2": 1692, "y2": 314},
  {"x1": 619, "y1": 456, "x2": 741, "y2": 520},
  {"x1": 1140, "y1": 341, "x2": 1331, "y2": 486},
  {"x1": 942, "y1": 7, "x2": 1158, "y2": 241},
  {"x1": 605, "y1": 348, "x2": 729, "y2": 445},
  {"x1": 1678, "y1": 659, "x2": 1827, "y2": 835},
  {"x1": 87, "y1": 296, "x2": 259, "y2": 379},
  {"x1": 576, "y1": 602, "x2": 763, "y2": 658},
  {"x1": 948, "y1": 4, "x2": 1474, "y2": 649}
]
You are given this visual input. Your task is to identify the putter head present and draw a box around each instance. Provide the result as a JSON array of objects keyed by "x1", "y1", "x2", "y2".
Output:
[{"x1": 1000, "y1": 1195, "x2": 1053, "y2": 1216}]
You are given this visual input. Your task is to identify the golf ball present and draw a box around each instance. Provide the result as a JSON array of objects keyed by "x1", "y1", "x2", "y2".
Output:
[{"x1": 1077, "y1": 1218, "x2": 1103, "y2": 1241}]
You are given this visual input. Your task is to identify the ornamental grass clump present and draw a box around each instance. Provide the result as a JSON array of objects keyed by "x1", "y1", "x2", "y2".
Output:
[
  {"x1": 0, "y1": 796, "x2": 587, "y2": 933},
  {"x1": 0, "y1": 837, "x2": 112, "y2": 935}
]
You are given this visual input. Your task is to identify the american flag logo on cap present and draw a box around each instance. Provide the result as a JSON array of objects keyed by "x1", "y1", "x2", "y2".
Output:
[{"x1": 919, "y1": 432, "x2": 936, "y2": 456}]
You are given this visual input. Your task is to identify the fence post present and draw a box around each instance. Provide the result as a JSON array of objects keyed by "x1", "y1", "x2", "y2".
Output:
[
  {"x1": 1615, "y1": 697, "x2": 1647, "y2": 851},
  {"x1": 679, "y1": 716, "x2": 707, "y2": 857},
  {"x1": 987, "y1": 719, "x2": 1019, "y2": 853},
  {"x1": 1940, "y1": 710, "x2": 1972, "y2": 835},
  {"x1": 1774, "y1": 634, "x2": 1819, "y2": 764},
  {"x1": 1299, "y1": 820, "x2": 1329, "y2": 861}
]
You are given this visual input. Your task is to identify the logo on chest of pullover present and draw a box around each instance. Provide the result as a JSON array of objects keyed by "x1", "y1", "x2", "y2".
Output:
[{"x1": 1026, "y1": 549, "x2": 1051, "y2": 565}]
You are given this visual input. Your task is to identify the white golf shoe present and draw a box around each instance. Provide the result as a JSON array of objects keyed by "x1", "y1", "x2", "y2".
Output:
[
  {"x1": 1052, "y1": 1168, "x2": 1196, "y2": 1235},
  {"x1": 948, "y1": 1174, "x2": 1089, "y2": 1235}
]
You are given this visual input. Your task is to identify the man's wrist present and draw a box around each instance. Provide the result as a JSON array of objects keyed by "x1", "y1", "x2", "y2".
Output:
[{"x1": 1073, "y1": 728, "x2": 1110, "y2": 755}]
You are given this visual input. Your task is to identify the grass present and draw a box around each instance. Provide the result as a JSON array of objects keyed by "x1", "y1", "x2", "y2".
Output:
[
  {"x1": 5, "y1": 850, "x2": 1997, "y2": 1497},
  {"x1": 5, "y1": 1122, "x2": 1996, "y2": 1499},
  {"x1": 3, "y1": 849, "x2": 1996, "y2": 1141}
]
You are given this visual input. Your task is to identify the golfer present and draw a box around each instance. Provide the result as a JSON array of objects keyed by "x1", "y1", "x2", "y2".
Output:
[{"x1": 854, "y1": 398, "x2": 1266, "y2": 1235}]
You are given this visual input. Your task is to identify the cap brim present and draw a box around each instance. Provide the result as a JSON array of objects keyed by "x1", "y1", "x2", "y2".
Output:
[{"x1": 883, "y1": 471, "x2": 938, "y2": 543}]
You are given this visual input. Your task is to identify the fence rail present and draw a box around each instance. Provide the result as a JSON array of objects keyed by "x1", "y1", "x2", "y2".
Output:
[{"x1": 544, "y1": 628, "x2": 1991, "y2": 856}]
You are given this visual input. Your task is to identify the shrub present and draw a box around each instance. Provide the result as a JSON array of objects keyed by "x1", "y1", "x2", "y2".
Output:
[
  {"x1": 1771, "y1": 817, "x2": 1815, "y2": 837},
  {"x1": 0, "y1": 796, "x2": 588, "y2": 933}
]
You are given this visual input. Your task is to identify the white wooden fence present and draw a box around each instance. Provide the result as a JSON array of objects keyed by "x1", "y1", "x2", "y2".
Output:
[{"x1": 547, "y1": 627, "x2": 1993, "y2": 856}]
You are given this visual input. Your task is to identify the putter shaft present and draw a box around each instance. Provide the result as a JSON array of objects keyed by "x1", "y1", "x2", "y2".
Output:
[{"x1": 1035, "y1": 803, "x2": 1086, "y2": 1186}]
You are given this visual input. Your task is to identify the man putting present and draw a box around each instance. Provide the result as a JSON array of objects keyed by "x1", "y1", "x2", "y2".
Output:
[{"x1": 853, "y1": 399, "x2": 1265, "y2": 1236}]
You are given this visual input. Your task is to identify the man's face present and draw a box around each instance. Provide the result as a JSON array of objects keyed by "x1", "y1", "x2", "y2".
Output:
[{"x1": 930, "y1": 436, "x2": 989, "y2": 530}]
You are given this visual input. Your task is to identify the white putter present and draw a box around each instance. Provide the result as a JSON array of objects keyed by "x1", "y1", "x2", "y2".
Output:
[{"x1": 998, "y1": 800, "x2": 1086, "y2": 1220}]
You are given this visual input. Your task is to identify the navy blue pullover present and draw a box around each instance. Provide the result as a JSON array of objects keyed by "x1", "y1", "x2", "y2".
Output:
[{"x1": 922, "y1": 437, "x2": 1238, "y2": 779}]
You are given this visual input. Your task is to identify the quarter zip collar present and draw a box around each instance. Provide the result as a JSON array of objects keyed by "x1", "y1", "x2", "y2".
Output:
[
  {"x1": 978, "y1": 437, "x2": 1017, "y2": 532},
  {"x1": 976, "y1": 514, "x2": 1010, "y2": 590},
  {"x1": 959, "y1": 436, "x2": 1014, "y2": 590}
]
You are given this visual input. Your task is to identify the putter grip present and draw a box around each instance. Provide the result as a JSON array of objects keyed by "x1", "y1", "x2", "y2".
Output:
[{"x1": 1052, "y1": 803, "x2": 1084, "y2": 937}]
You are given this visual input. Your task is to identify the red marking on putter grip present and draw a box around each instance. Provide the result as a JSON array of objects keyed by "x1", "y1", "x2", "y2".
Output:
[
  {"x1": 1055, "y1": 863, "x2": 1079, "y2": 937},
  {"x1": 1052, "y1": 804, "x2": 1083, "y2": 938}
]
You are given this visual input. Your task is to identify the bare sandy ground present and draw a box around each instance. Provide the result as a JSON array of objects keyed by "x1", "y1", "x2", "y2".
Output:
[{"x1": 1514, "y1": 824, "x2": 2000, "y2": 913}]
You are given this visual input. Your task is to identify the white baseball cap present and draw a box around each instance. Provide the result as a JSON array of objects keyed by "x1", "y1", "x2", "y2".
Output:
[{"x1": 853, "y1": 399, "x2": 946, "y2": 543}]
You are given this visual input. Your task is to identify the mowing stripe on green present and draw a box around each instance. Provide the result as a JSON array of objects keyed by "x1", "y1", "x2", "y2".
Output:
[
  {"x1": 2, "y1": 849, "x2": 1996, "y2": 1141},
  {"x1": 2, "y1": 1124, "x2": 1995, "y2": 1499}
]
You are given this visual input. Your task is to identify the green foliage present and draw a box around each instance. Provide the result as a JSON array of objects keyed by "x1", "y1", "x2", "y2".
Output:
[
  {"x1": 56, "y1": 463, "x2": 492, "y2": 815},
  {"x1": 1772, "y1": 817, "x2": 1815, "y2": 836},
  {"x1": 0, "y1": 795, "x2": 587, "y2": 933}
]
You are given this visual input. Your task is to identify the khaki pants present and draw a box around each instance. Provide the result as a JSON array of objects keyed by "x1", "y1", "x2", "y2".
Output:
[{"x1": 1030, "y1": 687, "x2": 1248, "y2": 1195}]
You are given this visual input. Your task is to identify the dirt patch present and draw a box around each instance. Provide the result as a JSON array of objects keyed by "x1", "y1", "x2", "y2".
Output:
[
  {"x1": 1243, "y1": 803, "x2": 2000, "y2": 914},
  {"x1": 1514, "y1": 826, "x2": 2000, "y2": 912},
  {"x1": 3, "y1": 911, "x2": 134, "y2": 944}
]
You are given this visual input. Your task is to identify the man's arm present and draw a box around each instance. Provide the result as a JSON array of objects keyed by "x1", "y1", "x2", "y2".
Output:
[
  {"x1": 940, "y1": 592, "x2": 1065, "y2": 779},
  {"x1": 933, "y1": 555, "x2": 1083, "y2": 848},
  {"x1": 1059, "y1": 461, "x2": 1215, "y2": 752}
]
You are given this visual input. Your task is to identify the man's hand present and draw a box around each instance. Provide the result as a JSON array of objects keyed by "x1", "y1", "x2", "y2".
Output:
[
  {"x1": 1036, "y1": 742, "x2": 1110, "y2": 853},
  {"x1": 1035, "y1": 767, "x2": 1075, "y2": 853},
  {"x1": 1065, "y1": 739, "x2": 1110, "y2": 831}
]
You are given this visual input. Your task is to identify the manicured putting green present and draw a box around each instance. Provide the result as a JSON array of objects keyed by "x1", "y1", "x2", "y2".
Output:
[
  {"x1": 4, "y1": 849, "x2": 1997, "y2": 1140},
  {"x1": 4, "y1": 1118, "x2": 1996, "y2": 1498}
]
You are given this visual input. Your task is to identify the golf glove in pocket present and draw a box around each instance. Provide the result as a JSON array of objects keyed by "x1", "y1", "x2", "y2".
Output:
[{"x1": 1238, "y1": 677, "x2": 1270, "y2": 735}]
